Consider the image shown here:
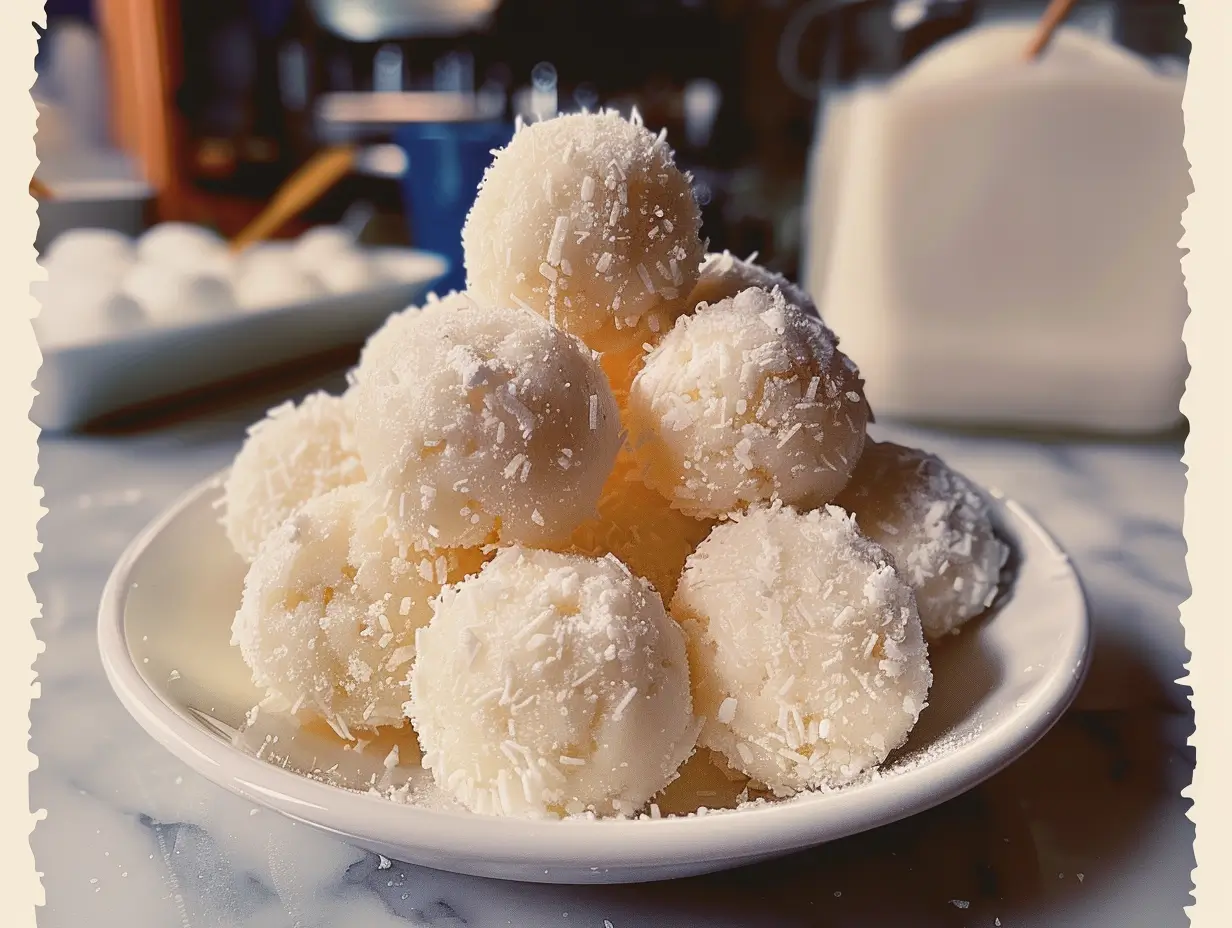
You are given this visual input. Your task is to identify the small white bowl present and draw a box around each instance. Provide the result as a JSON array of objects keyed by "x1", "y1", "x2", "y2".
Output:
[{"x1": 98, "y1": 473, "x2": 1090, "y2": 885}]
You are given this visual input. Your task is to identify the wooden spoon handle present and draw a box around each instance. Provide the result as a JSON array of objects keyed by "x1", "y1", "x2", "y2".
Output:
[
  {"x1": 230, "y1": 145, "x2": 358, "y2": 253},
  {"x1": 1023, "y1": 0, "x2": 1080, "y2": 61}
]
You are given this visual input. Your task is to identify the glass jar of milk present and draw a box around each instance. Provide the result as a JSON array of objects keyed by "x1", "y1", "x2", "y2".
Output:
[{"x1": 790, "y1": 0, "x2": 1190, "y2": 433}]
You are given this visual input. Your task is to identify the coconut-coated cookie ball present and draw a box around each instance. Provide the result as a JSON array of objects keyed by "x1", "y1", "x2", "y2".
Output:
[
  {"x1": 409, "y1": 547, "x2": 699, "y2": 818},
  {"x1": 232, "y1": 485, "x2": 486, "y2": 735},
  {"x1": 836, "y1": 440, "x2": 1010, "y2": 639},
  {"x1": 43, "y1": 227, "x2": 135, "y2": 280},
  {"x1": 463, "y1": 110, "x2": 705, "y2": 355},
  {"x1": 135, "y1": 221, "x2": 233, "y2": 278},
  {"x1": 222, "y1": 391, "x2": 364, "y2": 562},
  {"x1": 232, "y1": 242, "x2": 325, "y2": 310},
  {"x1": 688, "y1": 250, "x2": 819, "y2": 318},
  {"x1": 627, "y1": 287, "x2": 869, "y2": 519},
  {"x1": 350, "y1": 291, "x2": 468, "y2": 389},
  {"x1": 350, "y1": 292, "x2": 621, "y2": 550},
  {"x1": 559, "y1": 454, "x2": 714, "y2": 602},
  {"x1": 672, "y1": 503, "x2": 931, "y2": 796},
  {"x1": 120, "y1": 261, "x2": 236, "y2": 323}
]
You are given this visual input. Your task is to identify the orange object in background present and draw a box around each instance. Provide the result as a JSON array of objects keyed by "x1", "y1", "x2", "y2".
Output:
[
  {"x1": 95, "y1": 0, "x2": 186, "y2": 219},
  {"x1": 93, "y1": 0, "x2": 306, "y2": 237}
]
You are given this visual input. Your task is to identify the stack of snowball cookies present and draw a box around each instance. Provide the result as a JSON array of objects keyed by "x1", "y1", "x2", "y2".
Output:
[{"x1": 223, "y1": 110, "x2": 1010, "y2": 819}]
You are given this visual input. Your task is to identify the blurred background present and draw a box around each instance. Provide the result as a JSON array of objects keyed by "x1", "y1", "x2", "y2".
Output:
[
  {"x1": 30, "y1": 0, "x2": 1191, "y2": 434},
  {"x1": 28, "y1": 8, "x2": 1199, "y2": 925}
]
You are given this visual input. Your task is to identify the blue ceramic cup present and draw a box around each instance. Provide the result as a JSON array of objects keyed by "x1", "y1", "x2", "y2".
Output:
[{"x1": 393, "y1": 121, "x2": 515, "y2": 295}]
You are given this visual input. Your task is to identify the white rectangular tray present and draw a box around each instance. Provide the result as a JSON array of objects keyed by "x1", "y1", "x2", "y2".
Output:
[{"x1": 33, "y1": 248, "x2": 447, "y2": 432}]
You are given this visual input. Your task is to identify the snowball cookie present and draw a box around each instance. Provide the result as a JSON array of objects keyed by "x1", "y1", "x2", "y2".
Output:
[
  {"x1": 559, "y1": 454, "x2": 714, "y2": 602},
  {"x1": 316, "y1": 249, "x2": 383, "y2": 295},
  {"x1": 350, "y1": 291, "x2": 463, "y2": 388},
  {"x1": 835, "y1": 440, "x2": 1010, "y2": 639},
  {"x1": 673, "y1": 503, "x2": 931, "y2": 795},
  {"x1": 688, "y1": 250, "x2": 819, "y2": 318},
  {"x1": 121, "y1": 261, "x2": 236, "y2": 323},
  {"x1": 222, "y1": 391, "x2": 364, "y2": 561},
  {"x1": 350, "y1": 293, "x2": 622, "y2": 551},
  {"x1": 409, "y1": 547, "x2": 699, "y2": 818},
  {"x1": 292, "y1": 225, "x2": 358, "y2": 274},
  {"x1": 462, "y1": 110, "x2": 705, "y2": 355},
  {"x1": 627, "y1": 287, "x2": 869, "y2": 519},
  {"x1": 233, "y1": 485, "x2": 486, "y2": 735},
  {"x1": 233, "y1": 242, "x2": 326, "y2": 310},
  {"x1": 293, "y1": 226, "x2": 384, "y2": 295},
  {"x1": 33, "y1": 275, "x2": 146, "y2": 347},
  {"x1": 42, "y1": 227, "x2": 135, "y2": 281},
  {"x1": 135, "y1": 221, "x2": 233, "y2": 278}
]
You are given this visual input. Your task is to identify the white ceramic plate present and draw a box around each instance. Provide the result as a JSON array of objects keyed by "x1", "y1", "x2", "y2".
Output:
[
  {"x1": 32, "y1": 248, "x2": 448, "y2": 432},
  {"x1": 98, "y1": 472, "x2": 1090, "y2": 885}
]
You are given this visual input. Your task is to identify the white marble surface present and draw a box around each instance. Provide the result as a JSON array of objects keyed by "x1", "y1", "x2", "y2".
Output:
[{"x1": 31, "y1": 372, "x2": 1193, "y2": 927}]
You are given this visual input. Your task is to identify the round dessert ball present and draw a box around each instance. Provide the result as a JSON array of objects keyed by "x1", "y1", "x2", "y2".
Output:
[
  {"x1": 33, "y1": 275, "x2": 146, "y2": 347},
  {"x1": 222, "y1": 391, "x2": 365, "y2": 561},
  {"x1": 409, "y1": 546, "x2": 699, "y2": 818},
  {"x1": 316, "y1": 248, "x2": 381, "y2": 295},
  {"x1": 292, "y1": 225, "x2": 357, "y2": 274},
  {"x1": 121, "y1": 262, "x2": 236, "y2": 323},
  {"x1": 627, "y1": 286, "x2": 869, "y2": 519},
  {"x1": 559, "y1": 454, "x2": 714, "y2": 602},
  {"x1": 462, "y1": 110, "x2": 705, "y2": 355},
  {"x1": 135, "y1": 222, "x2": 233, "y2": 278},
  {"x1": 350, "y1": 292, "x2": 621, "y2": 551},
  {"x1": 688, "y1": 250, "x2": 819, "y2": 318},
  {"x1": 233, "y1": 243, "x2": 326, "y2": 310},
  {"x1": 351, "y1": 291, "x2": 465, "y2": 388},
  {"x1": 835, "y1": 440, "x2": 1010, "y2": 638},
  {"x1": 43, "y1": 227, "x2": 135, "y2": 280},
  {"x1": 673, "y1": 503, "x2": 932, "y2": 795},
  {"x1": 232, "y1": 485, "x2": 486, "y2": 734}
]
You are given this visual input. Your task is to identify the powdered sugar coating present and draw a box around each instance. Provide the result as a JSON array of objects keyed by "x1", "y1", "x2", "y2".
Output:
[
  {"x1": 688, "y1": 251, "x2": 819, "y2": 318},
  {"x1": 222, "y1": 391, "x2": 364, "y2": 562},
  {"x1": 462, "y1": 111, "x2": 705, "y2": 355},
  {"x1": 555, "y1": 454, "x2": 714, "y2": 602},
  {"x1": 350, "y1": 293, "x2": 621, "y2": 550},
  {"x1": 627, "y1": 287, "x2": 869, "y2": 519},
  {"x1": 836, "y1": 441, "x2": 1010, "y2": 638},
  {"x1": 232, "y1": 485, "x2": 486, "y2": 734},
  {"x1": 410, "y1": 547, "x2": 699, "y2": 818},
  {"x1": 672, "y1": 504, "x2": 931, "y2": 796}
]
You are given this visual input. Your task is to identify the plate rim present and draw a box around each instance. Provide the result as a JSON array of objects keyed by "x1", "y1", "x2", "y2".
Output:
[{"x1": 97, "y1": 469, "x2": 1092, "y2": 876}]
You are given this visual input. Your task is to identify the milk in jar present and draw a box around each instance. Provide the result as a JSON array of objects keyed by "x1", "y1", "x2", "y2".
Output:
[{"x1": 816, "y1": 23, "x2": 1189, "y2": 433}]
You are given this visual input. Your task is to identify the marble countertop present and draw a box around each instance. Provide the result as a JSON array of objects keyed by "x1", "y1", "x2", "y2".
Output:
[{"x1": 31, "y1": 371, "x2": 1194, "y2": 927}]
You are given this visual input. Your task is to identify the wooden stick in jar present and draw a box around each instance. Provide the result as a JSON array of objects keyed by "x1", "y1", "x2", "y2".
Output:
[
  {"x1": 229, "y1": 145, "x2": 358, "y2": 253},
  {"x1": 1023, "y1": 0, "x2": 1080, "y2": 61},
  {"x1": 29, "y1": 177, "x2": 54, "y2": 200}
]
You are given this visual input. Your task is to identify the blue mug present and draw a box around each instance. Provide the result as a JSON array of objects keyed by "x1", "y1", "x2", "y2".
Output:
[{"x1": 393, "y1": 121, "x2": 516, "y2": 295}]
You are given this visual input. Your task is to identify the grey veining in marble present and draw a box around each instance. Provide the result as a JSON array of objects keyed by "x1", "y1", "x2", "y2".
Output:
[{"x1": 31, "y1": 370, "x2": 1194, "y2": 927}]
